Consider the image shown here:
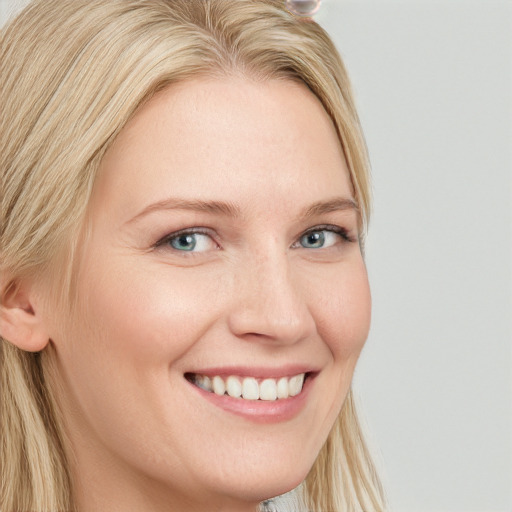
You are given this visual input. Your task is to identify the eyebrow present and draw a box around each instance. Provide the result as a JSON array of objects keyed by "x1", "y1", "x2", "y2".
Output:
[
  {"x1": 126, "y1": 196, "x2": 358, "y2": 225},
  {"x1": 300, "y1": 197, "x2": 359, "y2": 217}
]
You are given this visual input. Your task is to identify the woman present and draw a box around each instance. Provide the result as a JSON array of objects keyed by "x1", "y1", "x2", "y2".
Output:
[{"x1": 0, "y1": 0, "x2": 385, "y2": 510}]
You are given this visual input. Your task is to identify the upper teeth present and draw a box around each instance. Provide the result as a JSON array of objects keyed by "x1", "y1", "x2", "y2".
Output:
[{"x1": 191, "y1": 373, "x2": 306, "y2": 401}]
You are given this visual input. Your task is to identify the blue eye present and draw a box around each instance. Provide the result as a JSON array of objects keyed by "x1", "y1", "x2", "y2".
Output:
[
  {"x1": 300, "y1": 231, "x2": 326, "y2": 248},
  {"x1": 298, "y1": 228, "x2": 349, "y2": 249},
  {"x1": 170, "y1": 233, "x2": 197, "y2": 251},
  {"x1": 164, "y1": 232, "x2": 216, "y2": 253}
]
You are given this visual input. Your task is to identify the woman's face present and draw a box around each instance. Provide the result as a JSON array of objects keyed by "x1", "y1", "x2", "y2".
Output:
[{"x1": 46, "y1": 77, "x2": 371, "y2": 510}]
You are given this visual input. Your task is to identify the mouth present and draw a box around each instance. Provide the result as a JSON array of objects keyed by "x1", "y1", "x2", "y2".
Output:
[{"x1": 185, "y1": 372, "x2": 311, "y2": 401}]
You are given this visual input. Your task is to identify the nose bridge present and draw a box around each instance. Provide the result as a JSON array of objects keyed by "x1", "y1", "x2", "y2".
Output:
[{"x1": 227, "y1": 245, "x2": 315, "y2": 344}]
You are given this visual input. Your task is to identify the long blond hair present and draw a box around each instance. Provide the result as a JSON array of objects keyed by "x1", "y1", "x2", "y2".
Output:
[{"x1": 0, "y1": 1, "x2": 384, "y2": 510}]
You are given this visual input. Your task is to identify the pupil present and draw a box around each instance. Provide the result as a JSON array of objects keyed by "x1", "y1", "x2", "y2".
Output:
[
  {"x1": 173, "y1": 234, "x2": 196, "y2": 251},
  {"x1": 305, "y1": 231, "x2": 324, "y2": 248}
]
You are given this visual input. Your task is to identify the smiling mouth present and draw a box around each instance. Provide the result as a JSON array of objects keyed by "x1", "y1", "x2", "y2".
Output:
[{"x1": 185, "y1": 372, "x2": 309, "y2": 401}]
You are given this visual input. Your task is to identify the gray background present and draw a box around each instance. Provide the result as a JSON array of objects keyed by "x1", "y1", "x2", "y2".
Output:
[{"x1": 2, "y1": 1, "x2": 511, "y2": 511}]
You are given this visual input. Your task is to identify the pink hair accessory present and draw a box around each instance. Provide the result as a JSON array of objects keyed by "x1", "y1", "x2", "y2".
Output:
[{"x1": 285, "y1": 0, "x2": 322, "y2": 17}]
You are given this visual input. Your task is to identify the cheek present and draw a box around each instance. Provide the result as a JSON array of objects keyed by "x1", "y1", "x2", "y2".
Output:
[
  {"x1": 78, "y1": 262, "x2": 222, "y2": 367},
  {"x1": 312, "y1": 260, "x2": 371, "y2": 361},
  {"x1": 55, "y1": 261, "x2": 224, "y2": 446}
]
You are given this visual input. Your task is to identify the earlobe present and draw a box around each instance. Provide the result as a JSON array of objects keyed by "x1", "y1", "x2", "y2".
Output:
[{"x1": 0, "y1": 279, "x2": 50, "y2": 352}]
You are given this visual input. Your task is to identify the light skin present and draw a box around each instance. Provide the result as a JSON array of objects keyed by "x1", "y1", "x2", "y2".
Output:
[{"x1": 1, "y1": 76, "x2": 371, "y2": 511}]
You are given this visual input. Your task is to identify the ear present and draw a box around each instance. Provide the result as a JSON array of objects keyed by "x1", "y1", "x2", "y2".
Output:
[{"x1": 0, "y1": 278, "x2": 50, "y2": 352}]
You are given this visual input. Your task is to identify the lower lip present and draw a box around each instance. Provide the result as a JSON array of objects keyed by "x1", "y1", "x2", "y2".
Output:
[{"x1": 186, "y1": 375, "x2": 315, "y2": 424}]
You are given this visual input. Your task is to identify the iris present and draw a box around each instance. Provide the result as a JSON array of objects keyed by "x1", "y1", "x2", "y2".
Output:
[{"x1": 301, "y1": 231, "x2": 325, "y2": 249}]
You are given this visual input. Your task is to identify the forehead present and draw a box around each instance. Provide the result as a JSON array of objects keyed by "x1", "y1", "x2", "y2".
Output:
[{"x1": 92, "y1": 76, "x2": 353, "y2": 221}]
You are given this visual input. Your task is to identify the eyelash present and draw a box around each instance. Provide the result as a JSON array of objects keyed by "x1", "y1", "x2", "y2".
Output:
[
  {"x1": 154, "y1": 224, "x2": 356, "y2": 253},
  {"x1": 299, "y1": 224, "x2": 355, "y2": 245},
  {"x1": 154, "y1": 227, "x2": 216, "y2": 253}
]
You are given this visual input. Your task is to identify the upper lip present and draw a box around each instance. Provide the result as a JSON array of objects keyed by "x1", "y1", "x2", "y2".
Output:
[{"x1": 185, "y1": 365, "x2": 319, "y2": 380}]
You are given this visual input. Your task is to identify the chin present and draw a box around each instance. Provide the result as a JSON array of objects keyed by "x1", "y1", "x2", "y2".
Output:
[{"x1": 208, "y1": 457, "x2": 312, "y2": 505}]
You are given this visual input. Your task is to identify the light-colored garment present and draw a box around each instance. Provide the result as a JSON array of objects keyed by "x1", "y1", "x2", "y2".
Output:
[{"x1": 260, "y1": 487, "x2": 309, "y2": 512}]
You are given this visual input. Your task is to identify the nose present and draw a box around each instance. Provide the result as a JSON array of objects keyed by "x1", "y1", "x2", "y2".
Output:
[{"x1": 227, "y1": 249, "x2": 317, "y2": 345}]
